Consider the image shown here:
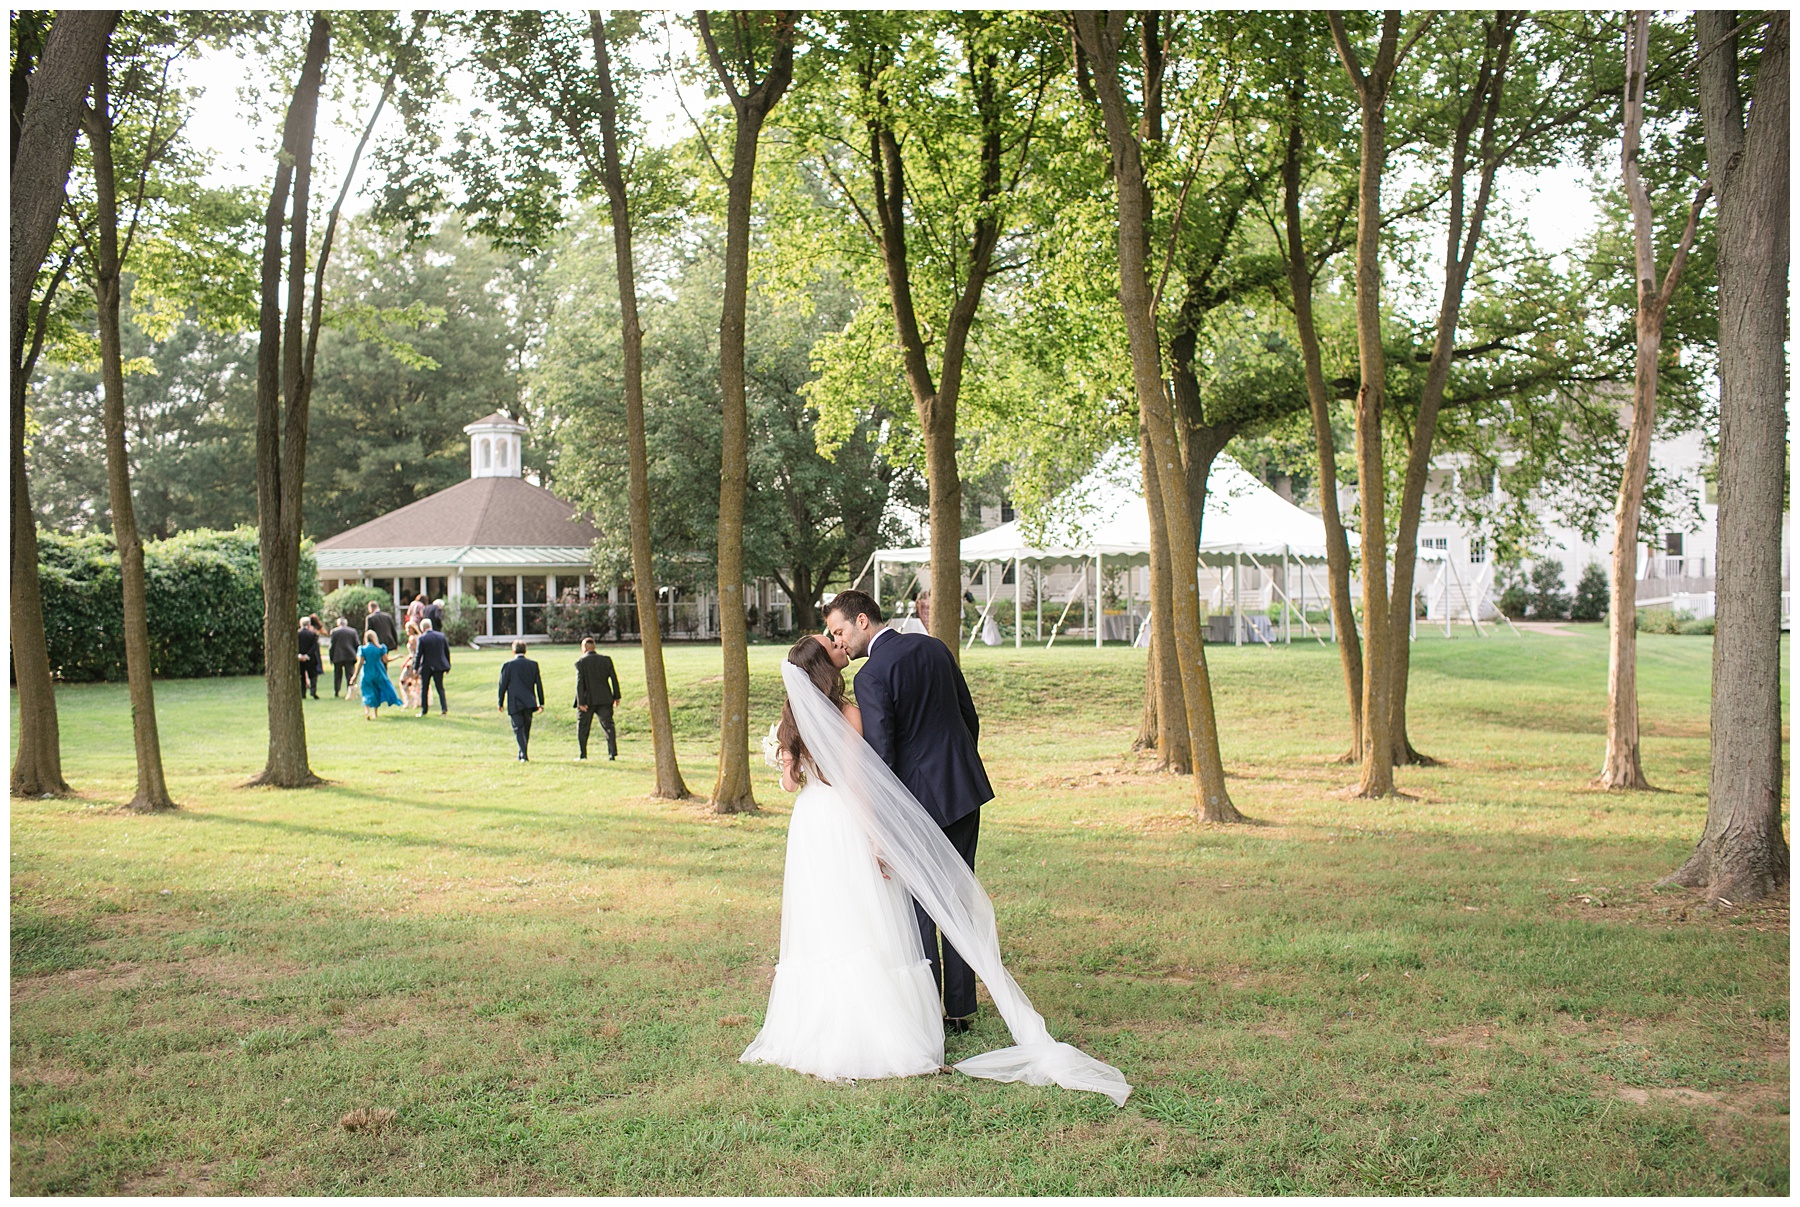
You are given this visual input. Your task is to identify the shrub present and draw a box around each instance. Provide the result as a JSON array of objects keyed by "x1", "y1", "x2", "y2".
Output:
[
  {"x1": 1570, "y1": 562, "x2": 1609, "y2": 622},
  {"x1": 1637, "y1": 608, "x2": 1688, "y2": 634},
  {"x1": 545, "y1": 591, "x2": 615, "y2": 644},
  {"x1": 442, "y1": 594, "x2": 483, "y2": 646},
  {"x1": 37, "y1": 527, "x2": 318, "y2": 681},
  {"x1": 321, "y1": 584, "x2": 392, "y2": 627},
  {"x1": 1529, "y1": 560, "x2": 1571, "y2": 620},
  {"x1": 1497, "y1": 581, "x2": 1530, "y2": 620},
  {"x1": 1678, "y1": 614, "x2": 1716, "y2": 635}
]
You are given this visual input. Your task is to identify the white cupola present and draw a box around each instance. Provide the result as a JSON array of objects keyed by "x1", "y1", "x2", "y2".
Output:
[{"x1": 463, "y1": 411, "x2": 527, "y2": 480}]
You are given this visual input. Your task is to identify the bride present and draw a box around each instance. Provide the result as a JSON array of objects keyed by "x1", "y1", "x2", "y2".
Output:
[{"x1": 741, "y1": 636, "x2": 1130, "y2": 1105}]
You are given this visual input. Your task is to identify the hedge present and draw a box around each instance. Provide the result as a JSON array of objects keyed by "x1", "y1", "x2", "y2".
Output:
[{"x1": 36, "y1": 527, "x2": 322, "y2": 682}]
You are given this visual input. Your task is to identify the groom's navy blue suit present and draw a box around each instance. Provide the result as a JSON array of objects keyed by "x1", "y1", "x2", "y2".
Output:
[{"x1": 855, "y1": 628, "x2": 993, "y2": 1020}]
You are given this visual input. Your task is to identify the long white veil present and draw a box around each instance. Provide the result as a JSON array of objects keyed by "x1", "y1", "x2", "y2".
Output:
[{"x1": 780, "y1": 661, "x2": 1131, "y2": 1107}]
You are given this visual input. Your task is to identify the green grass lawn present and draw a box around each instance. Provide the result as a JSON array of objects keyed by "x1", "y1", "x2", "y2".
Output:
[{"x1": 11, "y1": 626, "x2": 1789, "y2": 1194}]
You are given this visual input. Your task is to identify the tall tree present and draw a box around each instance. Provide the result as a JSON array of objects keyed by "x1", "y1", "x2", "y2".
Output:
[
  {"x1": 697, "y1": 9, "x2": 797, "y2": 815},
  {"x1": 1596, "y1": 11, "x2": 1711, "y2": 791},
  {"x1": 72, "y1": 19, "x2": 195, "y2": 809},
  {"x1": 1327, "y1": 10, "x2": 1432, "y2": 797},
  {"x1": 432, "y1": 11, "x2": 693, "y2": 798},
  {"x1": 1071, "y1": 12, "x2": 1239, "y2": 823},
  {"x1": 249, "y1": 12, "x2": 415, "y2": 787},
  {"x1": 591, "y1": 12, "x2": 690, "y2": 799},
  {"x1": 1665, "y1": 11, "x2": 1788, "y2": 902},
  {"x1": 787, "y1": 11, "x2": 1052, "y2": 657},
  {"x1": 10, "y1": 9, "x2": 117, "y2": 798},
  {"x1": 1273, "y1": 48, "x2": 1365, "y2": 761}
]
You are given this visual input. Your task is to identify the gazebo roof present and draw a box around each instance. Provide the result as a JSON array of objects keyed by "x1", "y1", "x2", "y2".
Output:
[{"x1": 314, "y1": 475, "x2": 599, "y2": 556}]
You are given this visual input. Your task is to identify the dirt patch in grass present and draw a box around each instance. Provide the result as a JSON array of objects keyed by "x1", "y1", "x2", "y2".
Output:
[{"x1": 12, "y1": 960, "x2": 146, "y2": 1002}]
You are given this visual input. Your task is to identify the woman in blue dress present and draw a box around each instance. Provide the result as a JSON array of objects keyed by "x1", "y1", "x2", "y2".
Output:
[{"x1": 358, "y1": 629, "x2": 404, "y2": 718}]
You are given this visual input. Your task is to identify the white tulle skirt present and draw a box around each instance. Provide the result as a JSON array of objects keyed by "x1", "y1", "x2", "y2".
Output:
[{"x1": 741, "y1": 779, "x2": 946, "y2": 1081}]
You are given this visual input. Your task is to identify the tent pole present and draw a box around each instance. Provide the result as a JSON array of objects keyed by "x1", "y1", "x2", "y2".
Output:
[
  {"x1": 1014, "y1": 556, "x2": 1022, "y2": 649},
  {"x1": 1095, "y1": 552, "x2": 1103, "y2": 648},
  {"x1": 873, "y1": 558, "x2": 881, "y2": 611},
  {"x1": 1046, "y1": 565, "x2": 1086, "y2": 649},
  {"x1": 1035, "y1": 565, "x2": 1042, "y2": 640},
  {"x1": 1233, "y1": 553, "x2": 1242, "y2": 647},
  {"x1": 1444, "y1": 562, "x2": 1452, "y2": 638},
  {"x1": 1283, "y1": 545, "x2": 1291, "y2": 645}
]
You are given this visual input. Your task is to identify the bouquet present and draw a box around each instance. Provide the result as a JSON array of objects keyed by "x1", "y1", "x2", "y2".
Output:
[{"x1": 759, "y1": 722, "x2": 783, "y2": 771}]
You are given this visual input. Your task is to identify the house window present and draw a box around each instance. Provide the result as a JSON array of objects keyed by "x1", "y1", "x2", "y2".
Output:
[
  {"x1": 1002, "y1": 561, "x2": 1015, "y2": 584},
  {"x1": 1000, "y1": 499, "x2": 1015, "y2": 523},
  {"x1": 1469, "y1": 539, "x2": 1486, "y2": 564},
  {"x1": 1664, "y1": 532, "x2": 1684, "y2": 557}
]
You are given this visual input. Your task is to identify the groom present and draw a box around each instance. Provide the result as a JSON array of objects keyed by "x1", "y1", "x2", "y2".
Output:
[{"x1": 825, "y1": 588, "x2": 993, "y2": 1035}]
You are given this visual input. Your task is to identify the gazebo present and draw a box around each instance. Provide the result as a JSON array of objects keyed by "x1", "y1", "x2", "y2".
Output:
[
  {"x1": 870, "y1": 455, "x2": 1337, "y2": 647},
  {"x1": 312, "y1": 413, "x2": 601, "y2": 643}
]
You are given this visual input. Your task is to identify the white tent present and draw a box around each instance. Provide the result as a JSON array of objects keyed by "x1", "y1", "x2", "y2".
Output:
[
  {"x1": 876, "y1": 455, "x2": 1330, "y2": 569},
  {"x1": 869, "y1": 455, "x2": 1340, "y2": 648}
]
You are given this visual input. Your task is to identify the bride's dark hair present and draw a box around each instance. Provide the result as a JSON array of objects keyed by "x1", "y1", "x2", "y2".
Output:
[{"x1": 778, "y1": 636, "x2": 846, "y2": 784}]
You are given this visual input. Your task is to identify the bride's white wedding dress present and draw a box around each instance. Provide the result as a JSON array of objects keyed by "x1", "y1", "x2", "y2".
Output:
[
  {"x1": 739, "y1": 777, "x2": 945, "y2": 1080},
  {"x1": 741, "y1": 662, "x2": 1131, "y2": 1106}
]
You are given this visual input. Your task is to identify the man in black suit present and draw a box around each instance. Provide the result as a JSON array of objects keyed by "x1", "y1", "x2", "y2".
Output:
[
  {"x1": 826, "y1": 588, "x2": 993, "y2": 1034},
  {"x1": 415, "y1": 618, "x2": 452, "y2": 716},
  {"x1": 572, "y1": 636, "x2": 621, "y2": 760},
  {"x1": 365, "y1": 599, "x2": 400, "y2": 650},
  {"x1": 297, "y1": 615, "x2": 323, "y2": 699},
  {"x1": 423, "y1": 597, "x2": 446, "y2": 631},
  {"x1": 497, "y1": 640, "x2": 545, "y2": 760},
  {"x1": 328, "y1": 616, "x2": 359, "y2": 697}
]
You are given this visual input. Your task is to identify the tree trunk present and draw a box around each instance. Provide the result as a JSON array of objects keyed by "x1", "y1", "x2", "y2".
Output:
[
  {"x1": 698, "y1": 11, "x2": 796, "y2": 814},
  {"x1": 1385, "y1": 15, "x2": 1514, "y2": 769},
  {"x1": 1138, "y1": 416, "x2": 1189, "y2": 772},
  {"x1": 1664, "y1": 11, "x2": 1789, "y2": 902},
  {"x1": 248, "y1": 14, "x2": 329, "y2": 789},
  {"x1": 87, "y1": 51, "x2": 174, "y2": 810},
  {"x1": 1599, "y1": 13, "x2": 1711, "y2": 791},
  {"x1": 1135, "y1": 622, "x2": 1158, "y2": 753},
  {"x1": 1329, "y1": 12, "x2": 1410, "y2": 797},
  {"x1": 591, "y1": 13, "x2": 689, "y2": 800},
  {"x1": 1074, "y1": 12, "x2": 1241, "y2": 823},
  {"x1": 9, "y1": 9, "x2": 115, "y2": 799},
  {"x1": 1279, "y1": 96, "x2": 1363, "y2": 764},
  {"x1": 861, "y1": 38, "x2": 1005, "y2": 663}
]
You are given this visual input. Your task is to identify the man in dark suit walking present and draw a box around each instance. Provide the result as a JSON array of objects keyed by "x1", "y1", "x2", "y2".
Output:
[
  {"x1": 572, "y1": 636, "x2": 621, "y2": 760},
  {"x1": 497, "y1": 640, "x2": 545, "y2": 760},
  {"x1": 365, "y1": 599, "x2": 400, "y2": 651},
  {"x1": 826, "y1": 588, "x2": 993, "y2": 1035},
  {"x1": 328, "y1": 616, "x2": 359, "y2": 697},
  {"x1": 415, "y1": 618, "x2": 452, "y2": 716},
  {"x1": 297, "y1": 615, "x2": 323, "y2": 699}
]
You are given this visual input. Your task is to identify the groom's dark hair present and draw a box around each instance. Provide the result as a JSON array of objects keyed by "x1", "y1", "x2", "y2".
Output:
[{"x1": 825, "y1": 589, "x2": 882, "y2": 626}]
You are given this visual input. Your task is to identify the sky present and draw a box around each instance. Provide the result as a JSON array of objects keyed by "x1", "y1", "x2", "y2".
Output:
[{"x1": 174, "y1": 22, "x2": 1607, "y2": 277}]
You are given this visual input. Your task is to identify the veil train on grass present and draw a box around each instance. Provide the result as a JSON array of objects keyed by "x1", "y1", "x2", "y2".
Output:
[{"x1": 781, "y1": 660, "x2": 1131, "y2": 1106}]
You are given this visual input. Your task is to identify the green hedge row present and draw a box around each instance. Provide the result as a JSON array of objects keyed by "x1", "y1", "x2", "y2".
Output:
[{"x1": 35, "y1": 527, "x2": 322, "y2": 682}]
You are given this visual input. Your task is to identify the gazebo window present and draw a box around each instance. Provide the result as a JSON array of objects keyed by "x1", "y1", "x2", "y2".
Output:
[
  {"x1": 498, "y1": 441, "x2": 510, "y2": 470},
  {"x1": 522, "y1": 575, "x2": 547, "y2": 634},
  {"x1": 480, "y1": 439, "x2": 492, "y2": 470}
]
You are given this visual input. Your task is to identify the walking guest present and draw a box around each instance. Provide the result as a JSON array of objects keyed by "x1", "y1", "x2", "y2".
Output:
[
  {"x1": 399, "y1": 620, "x2": 422, "y2": 710},
  {"x1": 366, "y1": 599, "x2": 400, "y2": 650},
  {"x1": 406, "y1": 593, "x2": 428, "y2": 627},
  {"x1": 297, "y1": 615, "x2": 323, "y2": 699},
  {"x1": 423, "y1": 596, "x2": 446, "y2": 632},
  {"x1": 358, "y1": 627, "x2": 404, "y2": 719},
  {"x1": 573, "y1": 636, "x2": 621, "y2": 760},
  {"x1": 328, "y1": 615, "x2": 359, "y2": 697},
  {"x1": 497, "y1": 640, "x2": 545, "y2": 761},
  {"x1": 415, "y1": 618, "x2": 452, "y2": 717}
]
